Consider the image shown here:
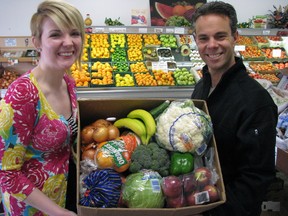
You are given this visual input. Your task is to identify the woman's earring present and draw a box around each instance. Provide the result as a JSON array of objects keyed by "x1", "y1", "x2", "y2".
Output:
[{"x1": 37, "y1": 48, "x2": 42, "y2": 52}]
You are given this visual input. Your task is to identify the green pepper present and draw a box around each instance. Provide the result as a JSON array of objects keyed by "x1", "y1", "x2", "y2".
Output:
[{"x1": 169, "y1": 152, "x2": 194, "y2": 176}]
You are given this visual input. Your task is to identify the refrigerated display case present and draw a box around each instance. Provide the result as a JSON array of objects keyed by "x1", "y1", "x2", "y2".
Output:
[{"x1": 1, "y1": 27, "x2": 288, "y2": 100}]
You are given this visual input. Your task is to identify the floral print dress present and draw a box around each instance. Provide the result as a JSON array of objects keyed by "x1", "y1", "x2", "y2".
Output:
[{"x1": 0, "y1": 71, "x2": 78, "y2": 216}]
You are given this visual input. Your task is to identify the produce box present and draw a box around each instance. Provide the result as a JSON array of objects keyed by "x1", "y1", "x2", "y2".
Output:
[
  {"x1": 276, "y1": 147, "x2": 288, "y2": 176},
  {"x1": 268, "y1": 36, "x2": 283, "y2": 48},
  {"x1": 76, "y1": 99, "x2": 226, "y2": 216},
  {"x1": 253, "y1": 36, "x2": 269, "y2": 48},
  {"x1": 249, "y1": 61, "x2": 278, "y2": 74}
]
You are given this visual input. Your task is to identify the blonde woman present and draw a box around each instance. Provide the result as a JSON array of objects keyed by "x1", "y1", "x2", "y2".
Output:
[{"x1": 0, "y1": 0, "x2": 84, "y2": 215}]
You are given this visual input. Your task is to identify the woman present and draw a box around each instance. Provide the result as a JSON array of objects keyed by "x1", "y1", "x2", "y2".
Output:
[{"x1": 0, "y1": 0, "x2": 84, "y2": 215}]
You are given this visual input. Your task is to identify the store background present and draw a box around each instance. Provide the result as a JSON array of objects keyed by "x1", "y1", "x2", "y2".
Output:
[
  {"x1": 1, "y1": 0, "x2": 288, "y2": 215},
  {"x1": 0, "y1": 0, "x2": 288, "y2": 36}
]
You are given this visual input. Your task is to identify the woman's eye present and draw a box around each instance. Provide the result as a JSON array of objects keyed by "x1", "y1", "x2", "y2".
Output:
[{"x1": 71, "y1": 31, "x2": 81, "y2": 36}]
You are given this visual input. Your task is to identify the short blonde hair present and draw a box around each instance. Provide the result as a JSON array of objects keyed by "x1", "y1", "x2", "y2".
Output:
[{"x1": 30, "y1": 0, "x2": 85, "y2": 66}]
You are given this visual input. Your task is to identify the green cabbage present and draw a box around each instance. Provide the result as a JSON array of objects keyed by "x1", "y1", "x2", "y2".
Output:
[{"x1": 122, "y1": 170, "x2": 164, "y2": 208}]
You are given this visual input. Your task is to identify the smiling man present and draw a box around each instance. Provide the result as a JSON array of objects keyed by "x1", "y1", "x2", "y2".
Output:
[{"x1": 191, "y1": 1, "x2": 278, "y2": 216}]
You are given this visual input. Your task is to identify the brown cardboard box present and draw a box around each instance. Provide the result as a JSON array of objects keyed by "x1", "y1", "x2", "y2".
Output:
[
  {"x1": 77, "y1": 99, "x2": 226, "y2": 216},
  {"x1": 276, "y1": 147, "x2": 288, "y2": 176}
]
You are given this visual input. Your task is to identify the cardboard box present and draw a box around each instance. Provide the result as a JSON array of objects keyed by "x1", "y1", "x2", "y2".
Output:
[
  {"x1": 276, "y1": 147, "x2": 288, "y2": 175},
  {"x1": 77, "y1": 99, "x2": 226, "y2": 216}
]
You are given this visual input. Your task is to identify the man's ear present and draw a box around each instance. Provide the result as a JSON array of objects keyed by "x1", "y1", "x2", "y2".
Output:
[{"x1": 233, "y1": 31, "x2": 239, "y2": 43}]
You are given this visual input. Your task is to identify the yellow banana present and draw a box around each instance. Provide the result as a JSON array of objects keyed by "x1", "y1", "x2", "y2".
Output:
[
  {"x1": 127, "y1": 109, "x2": 156, "y2": 145},
  {"x1": 114, "y1": 118, "x2": 147, "y2": 145}
]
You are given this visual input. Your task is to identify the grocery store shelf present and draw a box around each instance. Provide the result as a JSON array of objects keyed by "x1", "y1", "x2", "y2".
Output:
[
  {"x1": 87, "y1": 26, "x2": 193, "y2": 35},
  {"x1": 77, "y1": 86, "x2": 194, "y2": 100}
]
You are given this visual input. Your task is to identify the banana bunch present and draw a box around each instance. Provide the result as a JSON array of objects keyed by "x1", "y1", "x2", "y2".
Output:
[{"x1": 114, "y1": 109, "x2": 156, "y2": 145}]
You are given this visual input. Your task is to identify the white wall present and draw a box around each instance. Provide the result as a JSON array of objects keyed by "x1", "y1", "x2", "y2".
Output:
[{"x1": 0, "y1": 0, "x2": 287, "y2": 36}]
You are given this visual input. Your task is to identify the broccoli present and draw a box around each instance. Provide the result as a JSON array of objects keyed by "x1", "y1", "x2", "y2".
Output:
[{"x1": 129, "y1": 142, "x2": 170, "y2": 177}]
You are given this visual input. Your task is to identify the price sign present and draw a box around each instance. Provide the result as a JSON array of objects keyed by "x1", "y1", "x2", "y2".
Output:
[
  {"x1": 262, "y1": 30, "x2": 271, "y2": 35},
  {"x1": 174, "y1": 27, "x2": 185, "y2": 34},
  {"x1": 272, "y1": 49, "x2": 282, "y2": 58},
  {"x1": 165, "y1": 28, "x2": 174, "y2": 34},
  {"x1": 151, "y1": 61, "x2": 168, "y2": 71},
  {"x1": 108, "y1": 27, "x2": 127, "y2": 33},
  {"x1": 93, "y1": 28, "x2": 105, "y2": 33},
  {"x1": 154, "y1": 28, "x2": 163, "y2": 33},
  {"x1": 138, "y1": 28, "x2": 148, "y2": 33},
  {"x1": 4, "y1": 38, "x2": 17, "y2": 47},
  {"x1": 234, "y1": 45, "x2": 246, "y2": 52}
]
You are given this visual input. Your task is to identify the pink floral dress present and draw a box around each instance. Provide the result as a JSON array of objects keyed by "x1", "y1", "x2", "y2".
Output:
[{"x1": 0, "y1": 71, "x2": 78, "y2": 216}]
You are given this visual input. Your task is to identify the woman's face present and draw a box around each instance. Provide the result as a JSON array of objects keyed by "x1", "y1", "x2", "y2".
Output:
[
  {"x1": 194, "y1": 14, "x2": 238, "y2": 74},
  {"x1": 37, "y1": 17, "x2": 82, "y2": 71}
]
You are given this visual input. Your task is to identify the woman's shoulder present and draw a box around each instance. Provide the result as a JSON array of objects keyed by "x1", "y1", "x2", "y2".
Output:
[{"x1": 4, "y1": 71, "x2": 39, "y2": 102}]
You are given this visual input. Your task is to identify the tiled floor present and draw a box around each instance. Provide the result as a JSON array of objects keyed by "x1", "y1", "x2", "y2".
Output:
[{"x1": 261, "y1": 171, "x2": 288, "y2": 216}]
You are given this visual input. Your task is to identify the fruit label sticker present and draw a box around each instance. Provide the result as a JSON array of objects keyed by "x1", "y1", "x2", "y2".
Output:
[{"x1": 101, "y1": 140, "x2": 128, "y2": 168}]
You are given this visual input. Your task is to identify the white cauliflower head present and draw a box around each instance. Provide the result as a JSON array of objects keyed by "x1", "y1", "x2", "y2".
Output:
[{"x1": 155, "y1": 100, "x2": 213, "y2": 154}]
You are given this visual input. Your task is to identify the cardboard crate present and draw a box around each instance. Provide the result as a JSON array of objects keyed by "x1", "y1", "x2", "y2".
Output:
[
  {"x1": 77, "y1": 99, "x2": 226, "y2": 216},
  {"x1": 276, "y1": 147, "x2": 288, "y2": 175}
]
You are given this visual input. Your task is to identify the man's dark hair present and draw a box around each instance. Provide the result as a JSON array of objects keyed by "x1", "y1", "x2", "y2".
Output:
[{"x1": 192, "y1": 1, "x2": 238, "y2": 34}]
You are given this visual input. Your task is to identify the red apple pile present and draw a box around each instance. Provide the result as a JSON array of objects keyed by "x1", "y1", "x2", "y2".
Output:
[
  {"x1": 185, "y1": 167, "x2": 220, "y2": 206},
  {"x1": 161, "y1": 167, "x2": 220, "y2": 208}
]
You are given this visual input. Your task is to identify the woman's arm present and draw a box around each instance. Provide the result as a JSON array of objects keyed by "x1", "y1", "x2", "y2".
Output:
[{"x1": 24, "y1": 188, "x2": 77, "y2": 216}]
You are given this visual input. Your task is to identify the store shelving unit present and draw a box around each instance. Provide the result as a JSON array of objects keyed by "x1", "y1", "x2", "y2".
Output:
[{"x1": 1, "y1": 28, "x2": 288, "y2": 100}]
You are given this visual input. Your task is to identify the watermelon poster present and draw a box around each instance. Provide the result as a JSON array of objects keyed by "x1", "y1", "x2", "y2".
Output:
[{"x1": 150, "y1": 0, "x2": 206, "y2": 26}]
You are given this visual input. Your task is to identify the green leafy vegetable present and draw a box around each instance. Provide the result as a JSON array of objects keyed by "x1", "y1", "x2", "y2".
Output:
[{"x1": 122, "y1": 170, "x2": 165, "y2": 208}]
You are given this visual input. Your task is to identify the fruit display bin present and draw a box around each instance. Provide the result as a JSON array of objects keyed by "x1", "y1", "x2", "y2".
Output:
[{"x1": 76, "y1": 99, "x2": 226, "y2": 216}]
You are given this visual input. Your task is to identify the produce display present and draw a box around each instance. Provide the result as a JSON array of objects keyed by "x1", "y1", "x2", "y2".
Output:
[
  {"x1": 67, "y1": 32, "x2": 288, "y2": 90},
  {"x1": 0, "y1": 70, "x2": 19, "y2": 89},
  {"x1": 79, "y1": 99, "x2": 221, "y2": 210},
  {"x1": 69, "y1": 33, "x2": 199, "y2": 88}
]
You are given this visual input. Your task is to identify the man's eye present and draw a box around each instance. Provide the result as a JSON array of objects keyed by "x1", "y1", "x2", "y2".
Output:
[
  {"x1": 215, "y1": 35, "x2": 227, "y2": 40},
  {"x1": 198, "y1": 37, "x2": 208, "y2": 42}
]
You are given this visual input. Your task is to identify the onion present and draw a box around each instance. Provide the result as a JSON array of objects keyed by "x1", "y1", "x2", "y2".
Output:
[
  {"x1": 81, "y1": 147, "x2": 96, "y2": 160},
  {"x1": 93, "y1": 126, "x2": 109, "y2": 143},
  {"x1": 92, "y1": 119, "x2": 112, "y2": 128},
  {"x1": 81, "y1": 125, "x2": 95, "y2": 144},
  {"x1": 107, "y1": 125, "x2": 120, "y2": 140}
]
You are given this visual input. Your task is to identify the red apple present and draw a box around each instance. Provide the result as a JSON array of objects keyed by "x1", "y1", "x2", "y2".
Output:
[
  {"x1": 203, "y1": 184, "x2": 220, "y2": 203},
  {"x1": 162, "y1": 176, "x2": 183, "y2": 198},
  {"x1": 182, "y1": 173, "x2": 197, "y2": 194},
  {"x1": 166, "y1": 195, "x2": 186, "y2": 208},
  {"x1": 185, "y1": 191, "x2": 199, "y2": 206},
  {"x1": 194, "y1": 167, "x2": 212, "y2": 188}
]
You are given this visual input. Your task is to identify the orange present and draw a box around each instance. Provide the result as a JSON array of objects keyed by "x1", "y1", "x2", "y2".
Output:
[
  {"x1": 114, "y1": 162, "x2": 130, "y2": 173},
  {"x1": 95, "y1": 150, "x2": 114, "y2": 168}
]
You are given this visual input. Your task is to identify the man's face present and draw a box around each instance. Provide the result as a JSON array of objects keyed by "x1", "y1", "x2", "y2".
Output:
[{"x1": 194, "y1": 14, "x2": 238, "y2": 74}]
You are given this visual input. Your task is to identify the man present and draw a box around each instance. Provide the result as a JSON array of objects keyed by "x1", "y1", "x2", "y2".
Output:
[{"x1": 191, "y1": 1, "x2": 278, "y2": 216}]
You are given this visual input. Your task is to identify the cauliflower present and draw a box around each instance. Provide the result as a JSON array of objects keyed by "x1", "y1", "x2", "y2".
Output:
[{"x1": 155, "y1": 99, "x2": 213, "y2": 154}]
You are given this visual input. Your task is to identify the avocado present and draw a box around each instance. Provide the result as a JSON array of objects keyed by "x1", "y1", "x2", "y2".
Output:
[{"x1": 180, "y1": 44, "x2": 191, "y2": 56}]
